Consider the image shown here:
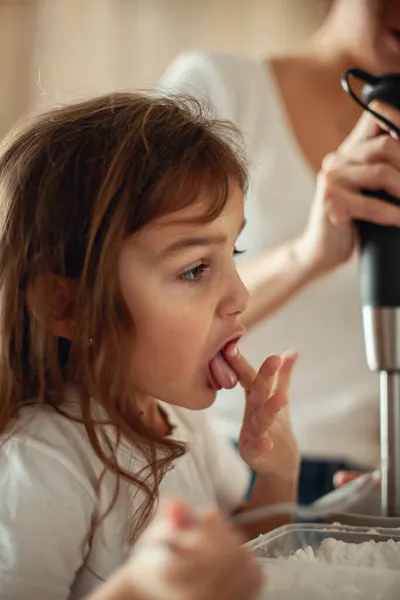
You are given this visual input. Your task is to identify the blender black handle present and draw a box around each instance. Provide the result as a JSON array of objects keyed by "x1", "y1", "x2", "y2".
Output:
[
  {"x1": 358, "y1": 191, "x2": 400, "y2": 307},
  {"x1": 341, "y1": 69, "x2": 400, "y2": 307}
]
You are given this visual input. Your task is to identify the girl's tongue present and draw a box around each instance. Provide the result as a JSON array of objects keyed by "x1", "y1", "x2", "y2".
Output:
[{"x1": 209, "y1": 350, "x2": 237, "y2": 390}]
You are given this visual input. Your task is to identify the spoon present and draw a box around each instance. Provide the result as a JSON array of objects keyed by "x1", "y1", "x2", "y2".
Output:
[{"x1": 232, "y1": 470, "x2": 380, "y2": 526}]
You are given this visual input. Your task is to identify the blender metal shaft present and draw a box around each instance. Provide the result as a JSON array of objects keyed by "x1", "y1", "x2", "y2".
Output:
[
  {"x1": 363, "y1": 306, "x2": 400, "y2": 517},
  {"x1": 340, "y1": 69, "x2": 400, "y2": 519},
  {"x1": 380, "y1": 371, "x2": 400, "y2": 517}
]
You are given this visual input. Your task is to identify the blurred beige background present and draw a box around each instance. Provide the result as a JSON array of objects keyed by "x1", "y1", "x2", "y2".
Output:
[{"x1": 1, "y1": 0, "x2": 331, "y2": 137}]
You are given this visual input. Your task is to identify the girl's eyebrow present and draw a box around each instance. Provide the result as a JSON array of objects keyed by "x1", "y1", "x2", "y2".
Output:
[
  {"x1": 161, "y1": 218, "x2": 246, "y2": 256},
  {"x1": 162, "y1": 233, "x2": 227, "y2": 256}
]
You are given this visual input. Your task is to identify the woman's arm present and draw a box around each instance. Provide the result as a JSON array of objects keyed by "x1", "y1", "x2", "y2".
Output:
[
  {"x1": 237, "y1": 237, "x2": 317, "y2": 329},
  {"x1": 240, "y1": 107, "x2": 400, "y2": 331},
  {"x1": 162, "y1": 56, "x2": 400, "y2": 334}
]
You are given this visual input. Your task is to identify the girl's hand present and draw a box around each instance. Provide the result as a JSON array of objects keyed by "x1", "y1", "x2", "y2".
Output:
[
  {"x1": 224, "y1": 344, "x2": 299, "y2": 479},
  {"x1": 124, "y1": 499, "x2": 262, "y2": 600},
  {"x1": 296, "y1": 102, "x2": 400, "y2": 278}
]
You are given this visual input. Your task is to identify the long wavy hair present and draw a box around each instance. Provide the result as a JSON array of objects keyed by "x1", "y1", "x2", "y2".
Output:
[{"x1": 0, "y1": 92, "x2": 247, "y2": 549}]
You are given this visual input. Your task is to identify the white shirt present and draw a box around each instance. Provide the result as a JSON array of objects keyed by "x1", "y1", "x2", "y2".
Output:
[
  {"x1": 160, "y1": 51, "x2": 380, "y2": 467},
  {"x1": 0, "y1": 404, "x2": 249, "y2": 600}
]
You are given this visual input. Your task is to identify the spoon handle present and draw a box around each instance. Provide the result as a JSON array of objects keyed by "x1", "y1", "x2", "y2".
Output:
[
  {"x1": 232, "y1": 471, "x2": 380, "y2": 527},
  {"x1": 231, "y1": 502, "x2": 324, "y2": 526}
]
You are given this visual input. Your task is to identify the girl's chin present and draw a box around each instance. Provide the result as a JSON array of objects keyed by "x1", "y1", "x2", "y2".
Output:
[
  {"x1": 173, "y1": 385, "x2": 217, "y2": 411},
  {"x1": 191, "y1": 389, "x2": 217, "y2": 410}
]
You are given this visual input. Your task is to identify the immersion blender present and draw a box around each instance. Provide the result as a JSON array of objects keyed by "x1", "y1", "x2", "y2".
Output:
[{"x1": 342, "y1": 69, "x2": 400, "y2": 517}]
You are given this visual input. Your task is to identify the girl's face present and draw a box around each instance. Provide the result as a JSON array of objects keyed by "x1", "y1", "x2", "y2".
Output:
[
  {"x1": 345, "y1": 0, "x2": 400, "y2": 73},
  {"x1": 118, "y1": 185, "x2": 249, "y2": 410}
]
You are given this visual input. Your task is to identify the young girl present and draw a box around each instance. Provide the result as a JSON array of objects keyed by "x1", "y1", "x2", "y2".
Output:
[{"x1": 0, "y1": 92, "x2": 299, "y2": 600}]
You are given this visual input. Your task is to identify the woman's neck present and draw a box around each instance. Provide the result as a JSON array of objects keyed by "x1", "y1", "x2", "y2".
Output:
[
  {"x1": 297, "y1": 33, "x2": 361, "y2": 115},
  {"x1": 298, "y1": 11, "x2": 372, "y2": 123},
  {"x1": 269, "y1": 31, "x2": 364, "y2": 174}
]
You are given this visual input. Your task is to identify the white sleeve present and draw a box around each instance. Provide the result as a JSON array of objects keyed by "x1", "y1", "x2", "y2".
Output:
[
  {"x1": 203, "y1": 417, "x2": 251, "y2": 515},
  {"x1": 0, "y1": 439, "x2": 95, "y2": 600},
  {"x1": 159, "y1": 51, "x2": 236, "y2": 122}
]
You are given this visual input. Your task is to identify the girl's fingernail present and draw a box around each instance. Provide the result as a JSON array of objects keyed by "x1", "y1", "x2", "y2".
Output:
[
  {"x1": 283, "y1": 349, "x2": 298, "y2": 360},
  {"x1": 226, "y1": 343, "x2": 239, "y2": 357}
]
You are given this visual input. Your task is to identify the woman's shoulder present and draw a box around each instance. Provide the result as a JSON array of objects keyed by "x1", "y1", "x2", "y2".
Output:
[
  {"x1": 161, "y1": 50, "x2": 266, "y2": 86},
  {"x1": 160, "y1": 50, "x2": 269, "y2": 122}
]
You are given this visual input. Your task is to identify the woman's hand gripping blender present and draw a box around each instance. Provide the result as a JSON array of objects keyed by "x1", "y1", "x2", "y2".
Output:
[
  {"x1": 211, "y1": 341, "x2": 300, "y2": 539},
  {"x1": 323, "y1": 100, "x2": 400, "y2": 495},
  {"x1": 295, "y1": 102, "x2": 400, "y2": 282}
]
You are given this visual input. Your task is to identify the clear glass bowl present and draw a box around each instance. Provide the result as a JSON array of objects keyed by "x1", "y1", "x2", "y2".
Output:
[
  {"x1": 247, "y1": 522, "x2": 400, "y2": 557},
  {"x1": 327, "y1": 490, "x2": 400, "y2": 528},
  {"x1": 246, "y1": 523, "x2": 400, "y2": 600}
]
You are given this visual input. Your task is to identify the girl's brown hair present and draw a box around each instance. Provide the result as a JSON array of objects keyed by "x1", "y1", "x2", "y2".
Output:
[{"x1": 0, "y1": 92, "x2": 247, "y2": 546}]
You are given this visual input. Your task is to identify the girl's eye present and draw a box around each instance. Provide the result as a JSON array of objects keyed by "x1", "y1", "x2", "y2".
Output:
[
  {"x1": 180, "y1": 263, "x2": 209, "y2": 283},
  {"x1": 179, "y1": 248, "x2": 245, "y2": 283}
]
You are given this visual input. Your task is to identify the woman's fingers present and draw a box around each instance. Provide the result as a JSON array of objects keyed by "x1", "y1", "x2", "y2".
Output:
[
  {"x1": 325, "y1": 103, "x2": 400, "y2": 228},
  {"x1": 324, "y1": 135, "x2": 400, "y2": 171},
  {"x1": 320, "y1": 165, "x2": 400, "y2": 227},
  {"x1": 327, "y1": 102, "x2": 400, "y2": 226},
  {"x1": 326, "y1": 187, "x2": 400, "y2": 227},
  {"x1": 339, "y1": 102, "x2": 400, "y2": 155},
  {"x1": 325, "y1": 161, "x2": 400, "y2": 199},
  {"x1": 338, "y1": 110, "x2": 383, "y2": 153},
  {"x1": 370, "y1": 101, "x2": 400, "y2": 139}
]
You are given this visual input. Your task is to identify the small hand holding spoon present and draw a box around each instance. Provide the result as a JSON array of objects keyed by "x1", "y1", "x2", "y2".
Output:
[{"x1": 232, "y1": 470, "x2": 380, "y2": 526}]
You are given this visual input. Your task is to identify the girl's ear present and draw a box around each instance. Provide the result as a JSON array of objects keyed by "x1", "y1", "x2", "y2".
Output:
[{"x1": 26, "y1": 274, "x2": 79, "y2": 340}]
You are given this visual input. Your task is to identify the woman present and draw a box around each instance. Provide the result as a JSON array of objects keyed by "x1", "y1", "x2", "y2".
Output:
[{"x1": 160, "y1": 0, "x2": 400, "y2": 503}]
